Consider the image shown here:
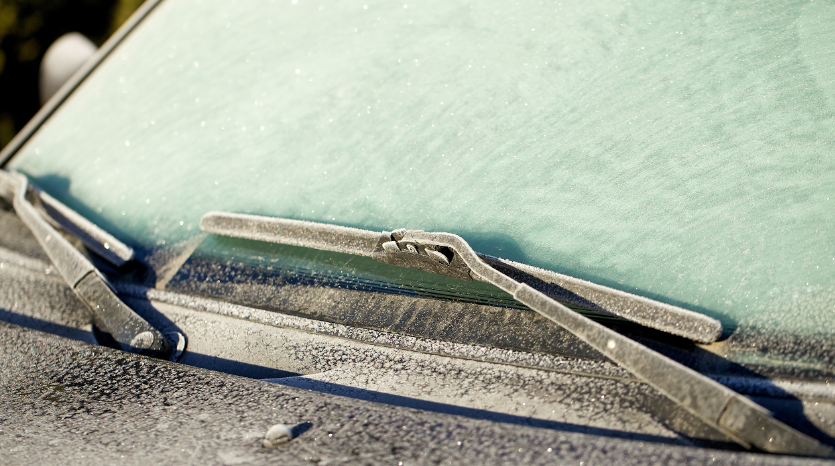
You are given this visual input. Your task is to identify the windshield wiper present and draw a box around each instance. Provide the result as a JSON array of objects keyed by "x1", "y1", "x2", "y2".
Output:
[
  {"x1": 200, "y1": 211, "x2": 833, "y2": 457},
  {"x1": 0, "y1": 170, "x2": 182, "y2": 360}
]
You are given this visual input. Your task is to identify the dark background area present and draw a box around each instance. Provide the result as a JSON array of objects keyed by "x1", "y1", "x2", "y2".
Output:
[{"x1": 0, "y1": 0, "x2": 142, "y2": 149}]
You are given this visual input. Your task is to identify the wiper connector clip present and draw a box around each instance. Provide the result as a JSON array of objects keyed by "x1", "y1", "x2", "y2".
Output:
[{"x1": 373, "y1": 228, "x2": 473, "y2": 282}]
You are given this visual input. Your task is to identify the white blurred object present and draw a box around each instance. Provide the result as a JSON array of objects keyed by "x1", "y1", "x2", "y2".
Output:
[{"x1": 39, "y1": 33, "x2": 97, "y2": 105}]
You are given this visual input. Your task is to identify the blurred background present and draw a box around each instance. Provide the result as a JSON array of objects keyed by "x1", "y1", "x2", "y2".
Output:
[{"x1": 0, "y1": 0, "x2": 143, "y2": 149}]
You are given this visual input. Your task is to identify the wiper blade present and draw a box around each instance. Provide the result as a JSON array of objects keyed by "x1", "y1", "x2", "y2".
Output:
[
  {"x1": 0, "y1": 170, "x2": 181, "y2": 360},
  {"x1": 0, "y1": 173, "x2": 133, "y2": 269},
  {"x1": 36, "y1": 187, "x2": 134, "y2": 267},
  {"x1": 200, "y1": 211, "x2": 833, "y2": 457},
  {"x1": 200, "y1": 211, "x2": 721, "y2": 343}
]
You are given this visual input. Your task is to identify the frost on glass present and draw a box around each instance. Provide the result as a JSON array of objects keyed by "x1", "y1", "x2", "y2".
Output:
[{"x1": 10, "y1": 0, "x2": 835, "y2": 339}]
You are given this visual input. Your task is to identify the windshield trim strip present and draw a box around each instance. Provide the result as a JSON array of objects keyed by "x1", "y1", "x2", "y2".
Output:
[{"x1": 117, "y1": 282, "x2": 835, "y2": 402}]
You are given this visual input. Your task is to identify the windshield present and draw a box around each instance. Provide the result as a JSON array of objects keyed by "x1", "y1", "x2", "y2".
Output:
[{"x1": 7, "y1": 0, "x2": 835, "y2": 370}]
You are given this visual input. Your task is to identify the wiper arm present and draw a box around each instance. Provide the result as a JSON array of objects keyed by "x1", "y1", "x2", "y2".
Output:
[
  {"x1": 200, "y1": 211, "x2": 833, "y2": 457},
  {"x1": 0, "y1": 170, "x2": 181, "y2": 360}
]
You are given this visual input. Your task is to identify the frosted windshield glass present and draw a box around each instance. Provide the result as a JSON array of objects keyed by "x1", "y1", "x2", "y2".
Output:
[{"x1": 10, "y1": 0, "x2": 835, "y2": 339}]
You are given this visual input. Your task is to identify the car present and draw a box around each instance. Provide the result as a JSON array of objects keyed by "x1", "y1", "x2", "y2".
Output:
[{"x1": 0, "y1": 0, "x2": 834, "y2": 463}]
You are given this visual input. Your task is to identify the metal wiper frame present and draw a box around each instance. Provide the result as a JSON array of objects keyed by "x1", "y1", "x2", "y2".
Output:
[
  {"x1": 0, "y1": 170, "x2": 181, "y2": 360},
  {"x1": 201, "y1": 211, "x2": 834, "y2": 457}
]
